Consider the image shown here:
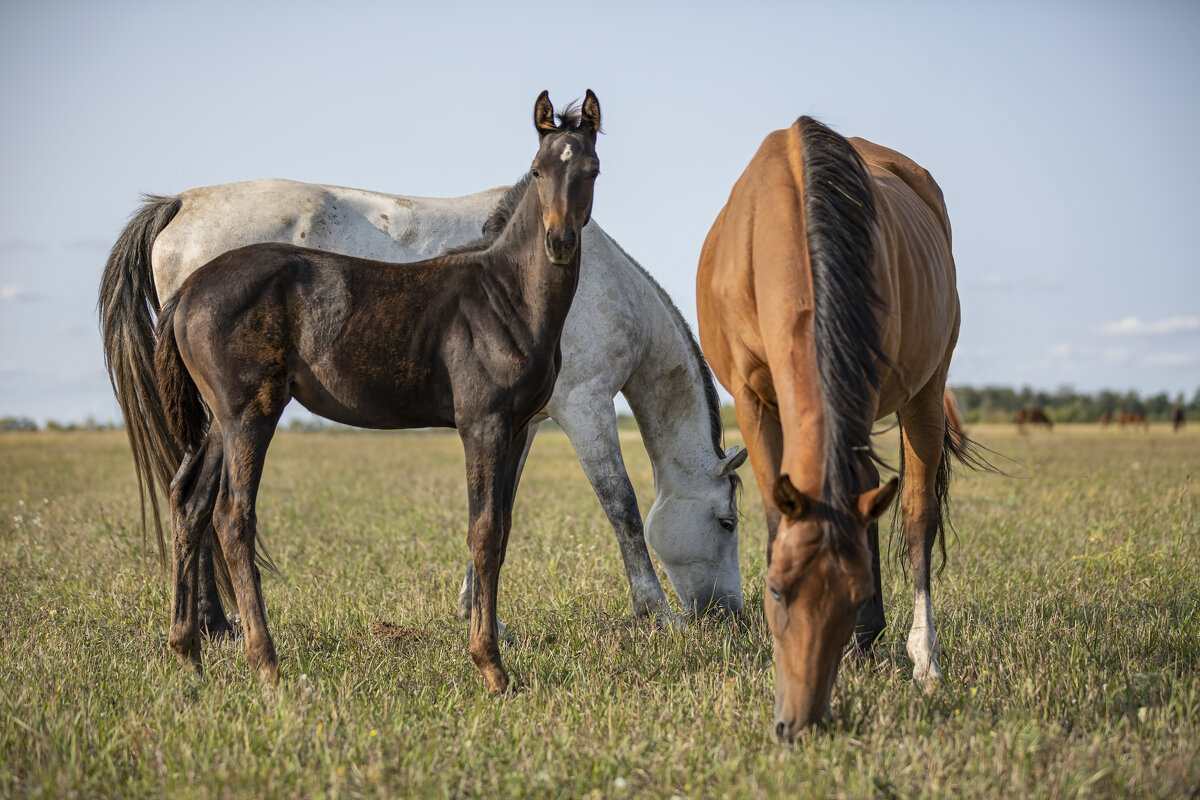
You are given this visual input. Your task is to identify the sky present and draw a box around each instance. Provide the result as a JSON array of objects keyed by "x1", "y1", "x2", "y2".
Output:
[{"x1": 1, "y1": 0, "x2": 1198, "y2": 425}]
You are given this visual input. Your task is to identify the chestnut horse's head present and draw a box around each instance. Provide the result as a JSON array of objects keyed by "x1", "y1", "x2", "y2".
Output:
[
  {"x1": 767, "y1": 474, "x2": 898, "y2": 742},
  {"x1": 531, "y1": 90, "x2": 601, "y2": 266}
]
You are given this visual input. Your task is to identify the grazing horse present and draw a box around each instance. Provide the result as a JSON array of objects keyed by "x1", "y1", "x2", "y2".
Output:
[
  {"x1": 100, "y1": 149, "x2": 745, "y2": 640},
  {"x1": 1015, "y1": 408, "x2": 1053, "y2": 430},
  {"x1": 152, "y1": 91, "x2": 600, "y2": 692},
  {"x1": 1173, "y1": 406, "x2": 1185, "y2": 432},
  {"x1": 1118, "y1": 411, "x2": 1148, "y2": 431},
  {"x1": 698, "y1": 117, "x2": 969, "y2": 740}
]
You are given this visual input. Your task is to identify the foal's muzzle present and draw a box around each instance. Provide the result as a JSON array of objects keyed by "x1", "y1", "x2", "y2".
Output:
[{"x1": 546, "y1": 228, "x2": 577, "y2": 265}]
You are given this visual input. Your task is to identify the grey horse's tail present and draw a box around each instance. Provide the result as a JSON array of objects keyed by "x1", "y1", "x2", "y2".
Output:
[
  {"x1": 98, "y1": 194, "x2": 184, "y2": 562},
  {"x1": 98, "y1": 195, "x2": 273, "y2": 605}
]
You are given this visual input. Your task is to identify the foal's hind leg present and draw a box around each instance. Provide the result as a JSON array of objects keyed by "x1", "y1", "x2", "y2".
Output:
[
  {"x1": 167, "y1": 431, "x2": 224, "y2": 675},
  {"x1": 898, "y1": 387, "x2": 949, "y2": 689},
  {"x1": 213, "y1": 418, "x2": 280, "y2": 685}
]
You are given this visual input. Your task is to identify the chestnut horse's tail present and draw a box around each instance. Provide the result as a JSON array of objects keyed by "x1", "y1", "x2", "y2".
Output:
[{"x1": 98, "y1": 194, "x2": 184, "y2": 563}]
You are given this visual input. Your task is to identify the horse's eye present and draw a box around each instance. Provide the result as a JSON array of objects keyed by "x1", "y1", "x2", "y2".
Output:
[
  {"x1": 718, "y1": 517, "x2": 736, "y2": 533},
  {"x1": 531, "y1": 168, "x2": 542, "y2": 179},
  {"x1": 769, "y1": 587, "x2": 784, "y2": 605}
]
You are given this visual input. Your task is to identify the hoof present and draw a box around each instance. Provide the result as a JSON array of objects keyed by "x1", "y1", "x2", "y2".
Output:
[
  {"x1": 167, "y1": 633, "x2": 203, "y2": 676},
  {"x1": 913, "y1": 664, "x2": 943, "y2": 692},
  {"x1": 247, "y1": 644, "x2": 279, "y2": 686},
  {"x1": 847, "y1": 627, "x2": 883, "y2": 661},
  {"x1": 201, "y1": 618, "x2": 237, "y2": 642},
  {"x1": 656, "y1": 610, "x2": 683, "y2": 630},
  {"x1": 253, "y1": 659, "x2": 280, "y2": 686},
  {"x1": 483, "y1": 669, "x2": 511, "y2": 696}
]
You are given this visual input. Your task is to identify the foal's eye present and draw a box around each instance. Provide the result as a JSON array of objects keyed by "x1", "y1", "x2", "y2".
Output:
[
  {"x1": 718, "y1": 517, "x2": 736, "y2": 533},
  {"x1": 531, "y1": 168, "x2": 542, "y2": 179},
  {"x1": 769, "y1": 587, "x2": 784, "y2": 605}
]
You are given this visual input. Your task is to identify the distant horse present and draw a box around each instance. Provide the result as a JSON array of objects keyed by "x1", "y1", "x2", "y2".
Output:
[
  {"x1": 943, "y1": 389, "x2": 967, "y2": 449},
  {"x1": 1100, "y1": 410, "x2": 1112, "y2": 428},
  {"x1": 1015, "y1": 408, "x2": 1053, "y2": 431},
  {"x1": 1118, "y1": 411, "x2": 1149, "y2": 431},
  {"x1": 698, "y1": 117, "x2": 973, "y2": 739},
  {"x1": 152, "y1": 91, "x2": 600, "y2": 692},
  {"x1": 100, "y1": 145, "x2": 747, "y2": 633},
  {"x1": 1173, "y1": 406, "x2": 1185, "y2": 432}
]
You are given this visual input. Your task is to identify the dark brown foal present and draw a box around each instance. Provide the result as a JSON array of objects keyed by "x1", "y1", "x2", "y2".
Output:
[{"x1": 154, "y1": 90, "x2": 601, "y2": 692}]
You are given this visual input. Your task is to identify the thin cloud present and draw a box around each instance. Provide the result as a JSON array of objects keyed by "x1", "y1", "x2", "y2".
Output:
[
  {"x1": 1098, "y1": 315, "x2": 1200, "y2": 336},
  {"x1": 0, "y1": 285, "x2": 41, "y2": 302},
  {"x1": 1140, "y1": 352, "x2": 1200, "y2": 369},
  {"x1": 1103, "y1": 348, "x2": 1130, "y2": 364}
]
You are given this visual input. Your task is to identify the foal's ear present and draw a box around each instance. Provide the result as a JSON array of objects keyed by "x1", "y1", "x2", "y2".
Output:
[
  {"x1": 773, "y1": 475, "x2": 811, "y2": 521},
  {"x1": 534, "y1": 90, "x2": 557, "y2": 136},
  {"x1": 854, "y1": 478, "x2": 899, "y2": 525},
  {"x1": 580, "y1": 89, "x2": 601, "y2": 138}
]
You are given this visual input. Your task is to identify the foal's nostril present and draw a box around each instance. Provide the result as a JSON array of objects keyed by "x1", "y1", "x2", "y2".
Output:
[{"x1": 774, "y1": 720, "x2": 788, "y2": 742}]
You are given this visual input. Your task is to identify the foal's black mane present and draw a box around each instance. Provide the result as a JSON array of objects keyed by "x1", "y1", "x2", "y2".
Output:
[
  {"x1": 798, "y1": 116, "x2": 888, "y2": 554},
  {"x1": 443, "y1": 174, "x2": 533, "y2": 255}
]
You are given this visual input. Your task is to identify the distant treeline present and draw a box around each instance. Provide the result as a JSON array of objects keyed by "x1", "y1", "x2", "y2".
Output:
[
  {"x1": 3, "y1": 385, "x2": 1197, "y2": 432},
  {"x1": 0, "y1": 417, "x2": 120, "y2": 433},
  {"x1": 947, "y1": 385, "x2": 1199, "y2": 425}
]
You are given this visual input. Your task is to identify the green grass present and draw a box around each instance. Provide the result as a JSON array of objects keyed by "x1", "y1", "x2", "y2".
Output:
[{"x1": 1, "y1": 425, "x2": 1197, "y2": 798}]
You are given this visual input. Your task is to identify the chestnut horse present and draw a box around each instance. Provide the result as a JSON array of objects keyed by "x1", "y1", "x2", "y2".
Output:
[
  {"x1": 698, "y1": 117, "x2": 969, "y2": 740},
  {"x1": 152, "y1": 91, "x2": 600, "y2": 692},
  {"x1": 1015, "y1": 408, "x2": 1053, "y2": 430}
]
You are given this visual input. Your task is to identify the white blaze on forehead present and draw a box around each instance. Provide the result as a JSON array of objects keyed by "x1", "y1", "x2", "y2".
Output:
[{"x1": 560, "y1": 143, "x2": 573, "y2": 162}]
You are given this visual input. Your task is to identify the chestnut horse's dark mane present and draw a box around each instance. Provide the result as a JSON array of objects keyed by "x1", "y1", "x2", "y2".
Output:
[{"x1": 798, "y1": 116, "x2": 888, "y2": 555}]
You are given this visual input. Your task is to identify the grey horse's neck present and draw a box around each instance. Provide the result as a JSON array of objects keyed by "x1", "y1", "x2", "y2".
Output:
[{"x1": 615, "y1": 245, "x2": 726, "y2": 491}]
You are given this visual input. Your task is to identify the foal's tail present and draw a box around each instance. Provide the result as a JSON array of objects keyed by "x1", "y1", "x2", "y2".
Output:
[
  {"x1": 153, "y1": 291, "x2": 210, "y2": 454},
  {"x1": 97, "y1": 194, "x2": 184, "y2": 563},
  {"x1": 153, "y1": 291, "x2": 247, "y2": 604}
]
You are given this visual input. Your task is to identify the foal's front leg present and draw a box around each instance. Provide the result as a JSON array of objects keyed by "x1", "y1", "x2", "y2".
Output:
[
  {"x1": 459, "y1": 420, "x2": 522, "y2": 695},
  {"x1": 455, "y1": 420, "x2": 542, "y2": 628}
]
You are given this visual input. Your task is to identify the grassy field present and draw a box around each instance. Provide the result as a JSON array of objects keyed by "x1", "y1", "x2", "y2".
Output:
[{"x1": 1, "y1": 424, "x2": 1197, "y2": 798}]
